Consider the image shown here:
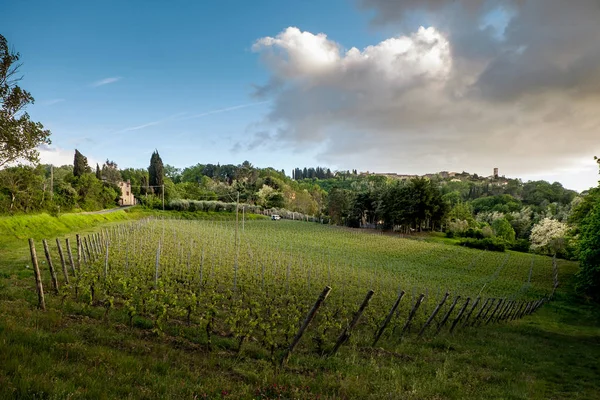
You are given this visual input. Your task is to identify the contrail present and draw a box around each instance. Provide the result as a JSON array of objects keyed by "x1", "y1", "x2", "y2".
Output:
[{"x1": 177, "y1": 101, "x2": 269, "y2": 121}]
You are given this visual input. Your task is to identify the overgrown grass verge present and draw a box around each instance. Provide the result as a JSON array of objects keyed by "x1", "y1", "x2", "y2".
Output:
[{"x1": 0, "y1": 212, "x2": 131, "y2": 242}]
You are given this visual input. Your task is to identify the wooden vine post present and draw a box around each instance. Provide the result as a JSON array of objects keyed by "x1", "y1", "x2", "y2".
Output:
[
  {"x1": 28, "y1": 239, "x2": 46, "y2": 310},
  {"x1": 435, "y1": 295, "x2": 460, "y2": 335},
  {"x1": 470, "y1": 298, "x2": 491, "y2": 327},
  {"x1": 485, "y1": 298, "x2": 504, "y2": 325},
  {"x1": 400, "y1": 293, "x2": 425, "y2": 337},
  {"x1": 475, "y1": 298, "x2": 496, "y2": 326},
  {"x1": 450, "y1": 297, "x2": 470, "y2": 333},
  {"x1": 76, "y1": 234, "x2": 82, "y2": 270},
  {"x1": 373, "y1": 290, "x2": 405, "y2": 346},
  {"x1": 460, "y1": 296, "x2": 480, "y2": 328},
  {"x1": 331, "y1": 289, "x2": 374, "y2": 356},
  {"x1": 418, "y1": 292, "x2": 449, "y2": 338},
  {"x1": 42, "y1": 239, "x2": 59, "y2": 294},
  {"x1": 55, "y1": 238, "x2": 69, "y2": 284},
  {"x1": 65, "y1": 238, "x2": 76, "y2": 276},
  {"x1": 281, "y1": 286, "x2": 331, "y2": 367}
]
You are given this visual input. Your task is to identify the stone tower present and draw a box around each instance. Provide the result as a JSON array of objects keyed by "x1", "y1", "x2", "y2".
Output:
[{"x1": 493, "y1": 167, "x2": 499, "y2": 179}]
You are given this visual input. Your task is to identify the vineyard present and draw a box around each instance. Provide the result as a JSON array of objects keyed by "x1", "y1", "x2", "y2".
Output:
[{"x1": 25, "y1": 217, "x2": 569, "y2": 367}]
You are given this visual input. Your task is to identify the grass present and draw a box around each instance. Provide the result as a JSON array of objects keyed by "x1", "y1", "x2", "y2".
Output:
[{"x1": 0, "y1": 216, "x2": 599, "y2": 399}]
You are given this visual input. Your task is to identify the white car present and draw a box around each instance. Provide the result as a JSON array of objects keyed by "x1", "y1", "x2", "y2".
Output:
[{"x1": 271, "y1": 214, "x2": 281, "y2": 220}]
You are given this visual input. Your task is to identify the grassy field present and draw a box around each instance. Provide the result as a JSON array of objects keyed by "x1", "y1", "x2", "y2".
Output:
[{"x1": 0, "y1": 215, "x2": 599, "y2": 399}]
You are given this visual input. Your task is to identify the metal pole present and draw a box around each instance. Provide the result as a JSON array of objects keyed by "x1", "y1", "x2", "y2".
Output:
[{"x1": 162, "y1": 184, "x2": 165, "y2": 210}]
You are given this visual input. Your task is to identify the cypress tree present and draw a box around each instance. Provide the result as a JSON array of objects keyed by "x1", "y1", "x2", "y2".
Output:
[
  {"x1": 95, "y1": 163, "x2": 101, "y2": 180},
  {"x1": 73, "y1": 149, "x2": 89, "y2": 177},
  {"x1": 148, "y1": 150, "x2": 164, "y2": 195}
]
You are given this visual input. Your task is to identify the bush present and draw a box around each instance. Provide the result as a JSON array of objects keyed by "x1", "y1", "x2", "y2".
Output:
[
  {"x1": 463, "y1": 227, "x2": 484, "y2": 239},
  {"x1": 508, "y1": 239, "x2": 531, "y2": 253},
  {"x1": 459, "y1": 238, "x2": 506, "y2": 252}
]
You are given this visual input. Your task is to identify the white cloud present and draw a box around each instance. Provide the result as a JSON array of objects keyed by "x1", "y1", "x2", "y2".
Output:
[
  {"x1": 91, "y1": 77, "x2": 122, "y2": 87},
  {"x1": 248, "y1": 3, "x2": 600, "y2": 191},
  {"x1": 38, "y1": 145, "x2": 98, "y2": 168}
]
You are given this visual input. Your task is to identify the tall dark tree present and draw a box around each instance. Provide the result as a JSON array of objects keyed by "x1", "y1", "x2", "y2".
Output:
[
  {"x1": 95, "y1": 163, "x2": 101, "y2": 180},
  {"x1": 73, "y1": 149, "x2": 89, "y2": 177},
  {"x1": 102, "y1": 159, "x2": 121, "y2": 183},
  {"x1": 0, "y1": 34, "x2": 51, "y2": 167},
  {"x1": 148, "y1": 150, "x2": 164, "y2": 195}
]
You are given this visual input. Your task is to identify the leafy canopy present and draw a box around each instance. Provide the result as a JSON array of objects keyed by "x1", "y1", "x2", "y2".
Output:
[{"x1": 0, "y1": 34, "x2": 51, "y2": 167}]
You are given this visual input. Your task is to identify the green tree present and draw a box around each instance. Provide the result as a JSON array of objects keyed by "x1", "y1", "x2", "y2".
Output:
[
  {"x1": 102, "y1": 159, "x2": 121, "y2": 183},
  {"x1": 148, "y1": 150, "x2": 164, "y2": 195},
  {"x1": 0, "y1": 34, "x2": 51, "y2": 167},
  {"x1": 73, "y1": 149, "x2": 89, "y2": 177},
  {"x1": 576, "y1": 196, "x2": 600, "y2": 301},
  {"x1": 164, "y1": 164, "x2": 182, "y2": 183},
  {"x1": 576, "y1": 157, "x2": 600, "y2": 301},
  {"x1": 95, "y1": 163, "x2": 101, "y2": 179},
  {"x1": 492, "y1": 218, "x2": 516, "y2": 242}
]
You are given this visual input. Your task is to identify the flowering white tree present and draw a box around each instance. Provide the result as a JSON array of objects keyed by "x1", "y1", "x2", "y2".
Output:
[{"x1": 530, "y1": 218, "x2": 569, "y2": 255}]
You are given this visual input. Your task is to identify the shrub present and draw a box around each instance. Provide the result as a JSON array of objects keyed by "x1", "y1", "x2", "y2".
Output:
[
  {"x1": 508, "y1": 239, "x2": 530, "y2": 253},
  {"x1": 459, "y1": 238, "x2": 506, "y2": 252},
  {"x1": 464, "y1": 227, "x2": 484, "y2": 239}
]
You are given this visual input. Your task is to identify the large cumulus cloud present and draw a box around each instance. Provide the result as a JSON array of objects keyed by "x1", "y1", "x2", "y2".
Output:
[{"x1": 248, "y1": 1, "x2": 600, "y2": 179}]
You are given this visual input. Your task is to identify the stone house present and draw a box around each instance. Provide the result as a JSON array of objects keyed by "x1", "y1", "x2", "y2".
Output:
[{"x1": 118, "y1": 180, "x2": 136, "y2": 206}]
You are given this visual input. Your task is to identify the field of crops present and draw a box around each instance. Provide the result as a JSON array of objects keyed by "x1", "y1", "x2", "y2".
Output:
[{"x1": 30, "y1": 218, "x2": 571, "y2": 364}]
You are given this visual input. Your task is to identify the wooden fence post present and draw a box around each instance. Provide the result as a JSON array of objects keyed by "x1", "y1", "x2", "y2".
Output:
[
  {"x1": 29, "y1": 239, "x2": 46, "y2": 310},
  {"x1": 475, "y1": 298, "x2": 496, "y2": 326},
  {"x1": 460, "y1": 297, "x2": 480, "y2": 328},
  {"x1": 497, "y1": 300, "x2": 513, "y2": 322},
  {"x1": 373, "y1": 290, "x2": 405, "y2": 347},
  {"x1": 510, "y1": 302, "x2": 524, "y2": 320},
  {"x1": 42, "y1": 239, "x2": 59, "y2": 294},
  {"x1": 76, "y1": 234, "x2": 82, "y2": 270},
  {"x1": 55, "y1": 238, "x2": 69, "y2": 284},
  {"x1": 331, "y1": 290, "x2": 374, "y2": 355},
  {"x1": 485, "y1": 298, "x2": 504, "y2": 325},
  {"x1": 400, "y1": 293, "x2": 425, "y2": 337},
  {"x1": 435, "y1": 295, "x2": 460, "y2": 335},
  {"x1": 469, "y1": 298, "x2": 490, "y2": 327},
  {"x1": 65, "y1": 238, "x2": 76, "y2": 276},
  {"x1": 419, "y1": 292, "x2": 449, "y2": 337},
  {"x1": 281, "y1": 286, "x2": 331, "y2": 367},
  {"x1": 522, "y1": 301, "x2": 533, "y2": 317},
  {"x1": 84, "y1": 237, "x2": 92, "y2": 264},
  {"x1": 450, "y1": 297, "x2": 470, "y2": 333}
]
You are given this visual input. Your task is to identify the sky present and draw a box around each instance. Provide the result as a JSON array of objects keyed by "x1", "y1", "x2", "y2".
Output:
[{"x1": 3, "y1": 0, "x2": 600, "y2": 192}]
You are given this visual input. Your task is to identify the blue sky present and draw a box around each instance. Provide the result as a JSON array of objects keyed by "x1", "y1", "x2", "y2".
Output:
[
  {"x1": 4, "y1": 0, "x2": 381, "y2": 171},
  {"x1": 3, "y1": 0, "x2": 600, "y2": 191}
]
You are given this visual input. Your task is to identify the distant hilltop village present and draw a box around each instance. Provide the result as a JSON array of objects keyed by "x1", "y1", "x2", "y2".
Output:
[{"x1": 361, "y1": 168, "x2": 507, "y2": 182}]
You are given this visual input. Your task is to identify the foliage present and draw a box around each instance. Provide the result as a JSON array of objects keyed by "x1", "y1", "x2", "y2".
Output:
[
  {"x1": 73, "y1": 149, "x2": 89, "y2": 177},
  {"x1": 492, "y1": 218, "x2": 516, "y2": 242},
  {"x1": 148, "y1": 150, "x2": 164, "y2": 195},
  {"x1": 508, "y1": 239, "x2": 531, "y2": 253},
  {"x1": 101, "y1": 160, "x2": 121, "y2": 183},
  {"x1": 530, "y1": 218, "x2": 569, "y2": 256},
  {"x1": 576, "y1": 182, "x2": 600, "y2": 300},
  {"x1": 459, "y1": 237, "x2": 506, "y2": 252},
  {"x1": 471, "y1": 194, "x2": 522, "y2": 214},
  {"x1": 0, "y1": 34, "x2": 51, "y2": 167}
]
